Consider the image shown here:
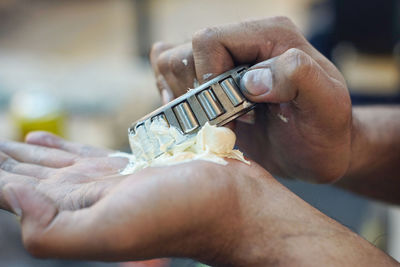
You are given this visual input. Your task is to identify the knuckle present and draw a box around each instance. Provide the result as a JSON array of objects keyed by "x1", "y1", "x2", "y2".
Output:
[
  {"x1": 155, "y1": 44, "x2": 192, "y2": 79},
  {"x1": 285, "y1": 47, "x2": 303, "y2": 57},
  {"x1": 150, "y1": 41, "x2": 164, "y2": 53},
  {"x1": 156, "y1": 51, "x2": 171, "y2": 76},
  {"x1": 238, "y1": 19, "x2": 255, "y2": 30},
  {"x1": 267, "y1": 16, "x2": 303, "y2": 46},
  {"x1": 238, "y1": 19, "x2": 268, "y2": 35},
  {"x1": 192, "y1": 26, "x2": 220, "y2": 48},
  {"x1": 270, "y1": 16, "x2": 295, "y2": 27},
  {"x1": 170, "y1": 53, "x2": 188, "y2": 77},
  {"x1": 283, "y1": 48, "x2": 314, "y2": 77},
  {"x1": 157, "y1": 49, "x2": 188, "y2": 78},
  {"x1": 0, "y1": 154, "x2": 15, "y2": 172},
  {"x1": 150, "y1": 41, "x2": 168, "y2": 59}
]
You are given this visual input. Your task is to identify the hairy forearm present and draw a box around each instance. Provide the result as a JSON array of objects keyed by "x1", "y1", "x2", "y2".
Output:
[
  {"x1": 231, "y1": 214, "x2": 397, "y2": 267},
  {"x1": 337, "y1": 106, "x2": 400, "y2": 203},
  {"x1": 221, "y1": 169, "x2": 398, "y2": 267}
]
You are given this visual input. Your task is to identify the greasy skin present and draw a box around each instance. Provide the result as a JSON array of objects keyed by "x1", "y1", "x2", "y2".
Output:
[
  {"x1": 0, "y1": 132, "x2": 127, "y2": 212},
  {"x1": 150, "y1": 17, "x2": 400, "y2": 204},
  {"x1": 150, "y1": 17, "x2": 352, "y2": 184},
  {"x1": 0, "y1": 16, "x2": 399, "y2": 266},
  {"x1": 0, "y1": 132, "x2": 397, "y2": 266}
]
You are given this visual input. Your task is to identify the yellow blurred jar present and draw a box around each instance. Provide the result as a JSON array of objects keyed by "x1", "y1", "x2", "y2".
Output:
[{"x1": 10, "y1": 91, "x2": 65, "y2": 141}]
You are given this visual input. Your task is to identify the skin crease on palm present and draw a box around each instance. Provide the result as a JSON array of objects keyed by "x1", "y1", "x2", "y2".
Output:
[
  {"x1": 0, "y1": 132, "x2": 397, "y2": 266},
  {"x1": 0, "y1": 132, "x2": 127, "y2": 211},
  {"x1": 0, "y1": 16, "x2": 399, "y2": 266}
]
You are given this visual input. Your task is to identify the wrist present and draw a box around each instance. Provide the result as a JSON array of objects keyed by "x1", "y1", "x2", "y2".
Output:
[
  {"x1": 224, "y1": 171, "x2": 347, "y2": 266},
  {"x1": 226, "y1": 179, "x2": 391, "y2": 267},
  {"x1": 214, "y1": 165, "x2": 330, "y2": 266},
  {"x1": 341, "y1": 106, "x2": 390, "y2": 181},
  {"x1": 336, "y1": 106, "x2": 400, "y2": 203},
  {"x1": 342, "y1": 110, "x2": 365, "y2": 180}
]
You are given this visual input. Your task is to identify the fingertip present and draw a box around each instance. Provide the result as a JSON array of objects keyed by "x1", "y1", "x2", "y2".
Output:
[
  {"x1": 25, "y1": 131, "x2": 60, "y2": 147},
  {"x1": 161, "y1": 87, "x2": 174, "y2": 104},
  {"x1": 150, "y1": 42, "x2": 172, "y2": 63},
  {"x1": 151, "y1": 41, "x2": 166, "y2": 51},
  {"x1": 151, "y1": 41, "x2": 172, "y2": 55},
  {"x1": 25, "y1": 131, "x2": 44, "y2": 143},
  {"x1": 25, "y1": 131, "x2": 47, "y2": 142}
]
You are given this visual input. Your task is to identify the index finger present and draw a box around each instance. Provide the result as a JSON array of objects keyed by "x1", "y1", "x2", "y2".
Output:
[
  {"x1": 25, "y1": 132, "x2": 111, "y2": 158},
  {"x1": 150, "y1": 42, "x2": 175, "y2": 104},
  {"x1": 0, "y1": 139, "x2": 77, "y2": 168},
  {"x1": 191, "y1": 17, "x2": 341, "y2": 84}
]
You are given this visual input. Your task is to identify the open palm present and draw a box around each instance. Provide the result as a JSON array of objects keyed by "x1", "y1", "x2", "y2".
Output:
[
  {"x1": 0, "y1": 131, "x2": 265, "y2": 264},
  {"x1": 0, "y1": 132, "x2": 393, "y2": 267},
  {"x1": 0, "y1": 132, "x2": 129, "y2": 211}
]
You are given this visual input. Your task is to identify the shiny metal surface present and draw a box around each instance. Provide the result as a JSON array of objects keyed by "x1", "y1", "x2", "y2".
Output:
[
  {"x1": 173, "y1": 102, "x2": 199, "y2": 133},
  {"x1": 151, "y1": 113, "x2": 168, "y2": 124},
  {"x1": 220, "y1": 78, "x2": 244, "y2": 107},
  {"x1": 197, "y1": 89, "x2": 224, "y2": 120},
  {"x1": 129, "y1": 65, "x2": 256, "y2": 136}
]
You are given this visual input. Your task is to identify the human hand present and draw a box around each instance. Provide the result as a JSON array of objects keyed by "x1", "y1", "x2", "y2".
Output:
[
  {"x1": 149, "y1": 17, "x2": 352, "y2": 183},
  {"x1": 0, "y1": 131, "x2": 128, "y2": 212},
  {"x1": 1, "y1": 134, "x2": 395, "y2": 267},
  {"x1": 0, "y1": 131, "x2": 276, "y2": 264}
]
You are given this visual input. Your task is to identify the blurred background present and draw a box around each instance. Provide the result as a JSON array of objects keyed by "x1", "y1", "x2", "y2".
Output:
[{"x1": 0, "y1": 0, "x2": 399, "y2": 266}]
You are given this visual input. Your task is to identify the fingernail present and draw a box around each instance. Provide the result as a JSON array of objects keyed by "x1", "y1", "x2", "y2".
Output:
[
  {"x1": 161, "y1": 88, "x2": 174, "y2": 104},
  {"x1": 3, "y1": 187, "x2": 22, "y2": 217},
  {"x1": 241, "y1": 68, "x2": 273, "y2": 96}
]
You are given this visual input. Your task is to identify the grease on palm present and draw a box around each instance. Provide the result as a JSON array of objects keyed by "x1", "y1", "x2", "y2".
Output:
[{"x1": 110, "y1": 118, "x2": 249, "y2": 175}]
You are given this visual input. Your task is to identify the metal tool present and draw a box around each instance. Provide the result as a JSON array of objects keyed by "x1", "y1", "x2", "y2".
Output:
[{"x1": 129, "y1": 65, "x2": 255, "y2": 138}]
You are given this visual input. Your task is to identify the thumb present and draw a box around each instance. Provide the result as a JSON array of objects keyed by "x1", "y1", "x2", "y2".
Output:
[
  {"x1": 3, "y1": 184, "x2": 57, "y2": 223},
  {"x1": 2, "y1": 184, "x2": 109, "y2": 259},
  {"x1": 2, "y1": 184, "x2": 58, "y2": 253},
  {"x1": 240, "y1": 48, "x2": 349, "y2": 116}
]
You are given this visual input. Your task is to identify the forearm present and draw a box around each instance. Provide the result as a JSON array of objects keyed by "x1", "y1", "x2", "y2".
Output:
[
  {"x1": 337, "y1": 106, "x2": 400, "y2": 203},
  {"x1": 224, "y1": 168, "x2": 398, "y2": 267}
]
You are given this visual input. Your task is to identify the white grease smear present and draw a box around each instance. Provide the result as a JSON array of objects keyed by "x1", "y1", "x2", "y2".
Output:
[
  {"x1": 182, "y1": 59, "x2": 188, "y2": 66},
  {"x1": 108, "y1": 152, "x2": 137, "y2": 175},
  {"x1": 202, "y1": 73, "x2": 213, "y2": 81},
  {"x1": 277, "y1": 113, "x2": 289, "y2": 123},
  {"x1": 110, "y1": 119, "x2": 249, "y2": 175}
]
